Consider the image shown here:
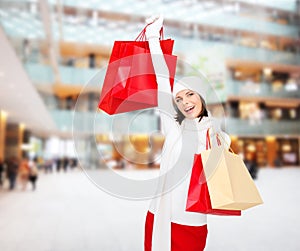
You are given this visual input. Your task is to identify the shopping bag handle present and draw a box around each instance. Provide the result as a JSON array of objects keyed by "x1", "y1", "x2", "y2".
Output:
[
  {"x1": 206, "y1": 128, "x2": 221, "y2": 150},
  {"x1": 206, "y1": 128, "x2": 235, "y2": 154},
  {"x1": 135, "y1": 24, "x2": 164, "y2": 41}
]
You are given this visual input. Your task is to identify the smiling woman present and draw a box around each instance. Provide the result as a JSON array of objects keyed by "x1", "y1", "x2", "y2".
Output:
[
  {"x1": 174, "y1": 89, "x2": 208, "y2": 124},
  {"x1": 144, "y1": 15, "x2": 231, "y2": 251}
]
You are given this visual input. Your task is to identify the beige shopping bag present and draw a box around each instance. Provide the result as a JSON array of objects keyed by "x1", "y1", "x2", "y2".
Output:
[{"x1": 200, "y1": 145, "x2": 263, "y2": 210}]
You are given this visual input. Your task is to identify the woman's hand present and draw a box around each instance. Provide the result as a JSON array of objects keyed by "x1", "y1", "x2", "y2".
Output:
[{"x1": 145, "y1": 15, "x2": 163, "y2": 40}]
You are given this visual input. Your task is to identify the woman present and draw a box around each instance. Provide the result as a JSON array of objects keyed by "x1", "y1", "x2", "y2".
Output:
[{"x1": 144, "y1": 16, "x2": 231, "y2": 251}]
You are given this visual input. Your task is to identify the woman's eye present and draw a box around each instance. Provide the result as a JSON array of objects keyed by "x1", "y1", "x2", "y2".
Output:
[
  {"x1": 188, "y1": 93, "x2": 194, "y2": 96},
  {"x1": 176, "y1": 99, "x2": 181, "y2": 103}
]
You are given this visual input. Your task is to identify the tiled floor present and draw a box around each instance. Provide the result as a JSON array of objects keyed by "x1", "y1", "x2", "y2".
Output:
[{"x1": 0, "y1": 167, "x2": 299, "y2": 251}]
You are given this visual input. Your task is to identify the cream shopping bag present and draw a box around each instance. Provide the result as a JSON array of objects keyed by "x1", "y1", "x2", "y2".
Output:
[{"x1": 201, "y1": 144, "x2": 263, "y2": 210}]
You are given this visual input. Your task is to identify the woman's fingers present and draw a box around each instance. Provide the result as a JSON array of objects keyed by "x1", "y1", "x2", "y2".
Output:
[
  {"x1": 145, "y1": 14, "x2": 164, "y2": 39},
  {"x1": 145, "y1": 14, "x2": 161, "y2": 24}
]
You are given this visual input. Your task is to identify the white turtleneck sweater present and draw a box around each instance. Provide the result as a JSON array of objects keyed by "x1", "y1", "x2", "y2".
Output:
[
  {"x1": 149, "y1": 116, "x2": 212, "y2": 225},
  {"x1": 147, "y1": 37, "x2": 231, "y2": 251}
]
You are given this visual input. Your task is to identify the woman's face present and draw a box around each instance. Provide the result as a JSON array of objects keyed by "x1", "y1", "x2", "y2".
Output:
[{"x1": 175, "y1": 89, "x2": 203, "y2": 119}]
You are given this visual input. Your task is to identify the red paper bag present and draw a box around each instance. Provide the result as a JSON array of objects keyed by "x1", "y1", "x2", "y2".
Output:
[
  {"x1": 186, "y1": 129, "x2": 241, "y2": 216},
  {"x1": 98, "y1": 27, "x2": 177, "y2": 115},
  {"x1": 111, "y1": 43, "x2": 177, "y2": 102}
]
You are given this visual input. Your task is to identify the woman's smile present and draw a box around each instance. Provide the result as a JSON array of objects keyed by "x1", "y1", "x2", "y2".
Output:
[{"x1": 184, "y1": 105, "x2": 195, "y2": 113}]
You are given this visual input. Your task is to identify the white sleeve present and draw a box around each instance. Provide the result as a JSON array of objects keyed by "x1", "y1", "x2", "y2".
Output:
[{"x1": 148, "y1": 37, "x2": 177, "y2": 135}]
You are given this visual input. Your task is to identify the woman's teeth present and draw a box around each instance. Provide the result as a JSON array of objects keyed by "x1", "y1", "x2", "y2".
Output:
[{"x1": 184, "y1": 106, "x2": 194, "y2": 113}]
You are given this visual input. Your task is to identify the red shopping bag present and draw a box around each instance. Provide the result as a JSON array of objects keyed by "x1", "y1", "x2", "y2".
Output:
[
  {"x1": 111, "y1": 44, "x2": 177, "y2": 101},
  {"x1": 98, "y1": 26, "x2": 177, "y2": 115},
  {"x1": 186, "y1": 129, "x2": 241, "y2": 216}
]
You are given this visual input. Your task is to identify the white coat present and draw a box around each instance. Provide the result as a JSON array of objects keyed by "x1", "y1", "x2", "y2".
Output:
[{"x1": 147, "y1": 37, "x2": 231, "y2": 251}]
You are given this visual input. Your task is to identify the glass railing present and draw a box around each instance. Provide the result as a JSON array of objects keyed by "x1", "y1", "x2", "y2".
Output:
[
  {"x1": 24, "y1": 63, "x2": 54, "y2": 84},
  {"x1": 225, "y1": 118, "x2": 300, "y2": 135},
  {"x1": 224, "y1": 44, "x2": 300, "y2": 65},
  {"x1": 25, "y1": 39, "x2": 300, "y2": 87},
  {"x1": 51, "y1": 109, "x2": 159, "y2": 134},
  {"x1": 226, "y1": 80, "x2": 300, "y2": 99},
  {"x1": 25, "y1": 63, "x2": 102, "y2": 86},
  {"x1": 182, "y1": 13, "x2": 298, "y2": 38},
  {"x1": 175, "y1": 38, "x2": 300, "y2": 65},
  {"x1": 237, "y1": 0, "x2": 297, "y2": 12},
  {"x1": 52, "y1": 110, "x2": 299, "y2": 136},
  {"x1": 20, "y1": 33, "x2": 300, "y2": 67},
  {"x1": 59, "y1": 65, "x2": 102, "y2": 86}
]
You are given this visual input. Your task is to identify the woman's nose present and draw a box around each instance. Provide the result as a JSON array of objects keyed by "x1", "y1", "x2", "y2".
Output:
[{"x1": 183, "y1": 98, "x2": 189, "y2": 104}]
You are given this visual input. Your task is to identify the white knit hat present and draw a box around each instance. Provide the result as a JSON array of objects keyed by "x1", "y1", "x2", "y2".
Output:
[{"x1": 172, "y1": 76, "x2": 209, "y2": 99}]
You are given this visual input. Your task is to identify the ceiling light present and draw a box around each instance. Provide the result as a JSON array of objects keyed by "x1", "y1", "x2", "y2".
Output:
[
  {"x1": 282, "y1": 144, "x2": 291, "y2": 152},
  {"x1": 21, "y1": 143, "x2": 33, "y2": 151},
  {"x1": 0, "y1": 110, "x2": 8, "y2": 118},
  {"x1": 234, "y1": 71, "x2": 242, "y2": 77},
  {"x1": 266, "y1": 136, "x2": 276, "y2": 141},
  {"x1": 246, "y1": 144, "x2": 256, "y2": 152},
  {"x1": 230, "y1": 135, "x2": 238, "y2": 141},
  {"x1": 285, "y1": 79, "x2": 298, "y2": 91},
  {"x1": 263, "y1": 68, "x2": 272, "y2": 76}
]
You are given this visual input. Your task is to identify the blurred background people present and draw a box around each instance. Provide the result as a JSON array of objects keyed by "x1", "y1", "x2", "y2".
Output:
[
  {"x1": 18, "y1": 157, "x2": 30, "y2": 191},
  {"x1": 28, "y1": 158, "x2": 38, "y2": 191},
  {"x1": 6, "y1": 156, "x2": 19, "y2": 190},
  {"x1": 22, "y1": 38, "x2": 31, "y2": 62},
  {"x1": 63, "y1": 157, "x2": 69, "y2": 172},
  {"x1": 245, "y1": 153, "x2": 259, "y2": 180},
  {"x1": 0, "y1": 157, "x2": 4, "y2": 187},
  {"x1": 56, "y1": 158, "x2": 62, "y2": 172},
  {"x1": 44, "y1": 158, "x2": 54, "y2": 173}
]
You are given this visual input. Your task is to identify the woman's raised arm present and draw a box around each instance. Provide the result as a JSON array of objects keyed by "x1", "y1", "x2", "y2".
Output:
[{"x1": 146, "y1": 16, "x2": 177, "y2": 134}]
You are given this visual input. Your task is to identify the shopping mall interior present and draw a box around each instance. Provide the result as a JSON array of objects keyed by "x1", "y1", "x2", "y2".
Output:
[
  {"x1": 1, "y1": 0, "x2": 300, "y2": 169},
  {"x1": 0, "y1": 0, "x2": 300, "y2": 250}
]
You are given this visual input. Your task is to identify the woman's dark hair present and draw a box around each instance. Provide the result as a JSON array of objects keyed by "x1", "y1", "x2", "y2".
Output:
[{"x1": 174, "y1": 93, "x2": 208, "y2": 125}]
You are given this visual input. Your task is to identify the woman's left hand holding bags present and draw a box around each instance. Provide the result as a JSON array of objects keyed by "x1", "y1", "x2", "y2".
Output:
[{"x1": 145, "y1": 15, "x2": 163, "y2": 39}]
